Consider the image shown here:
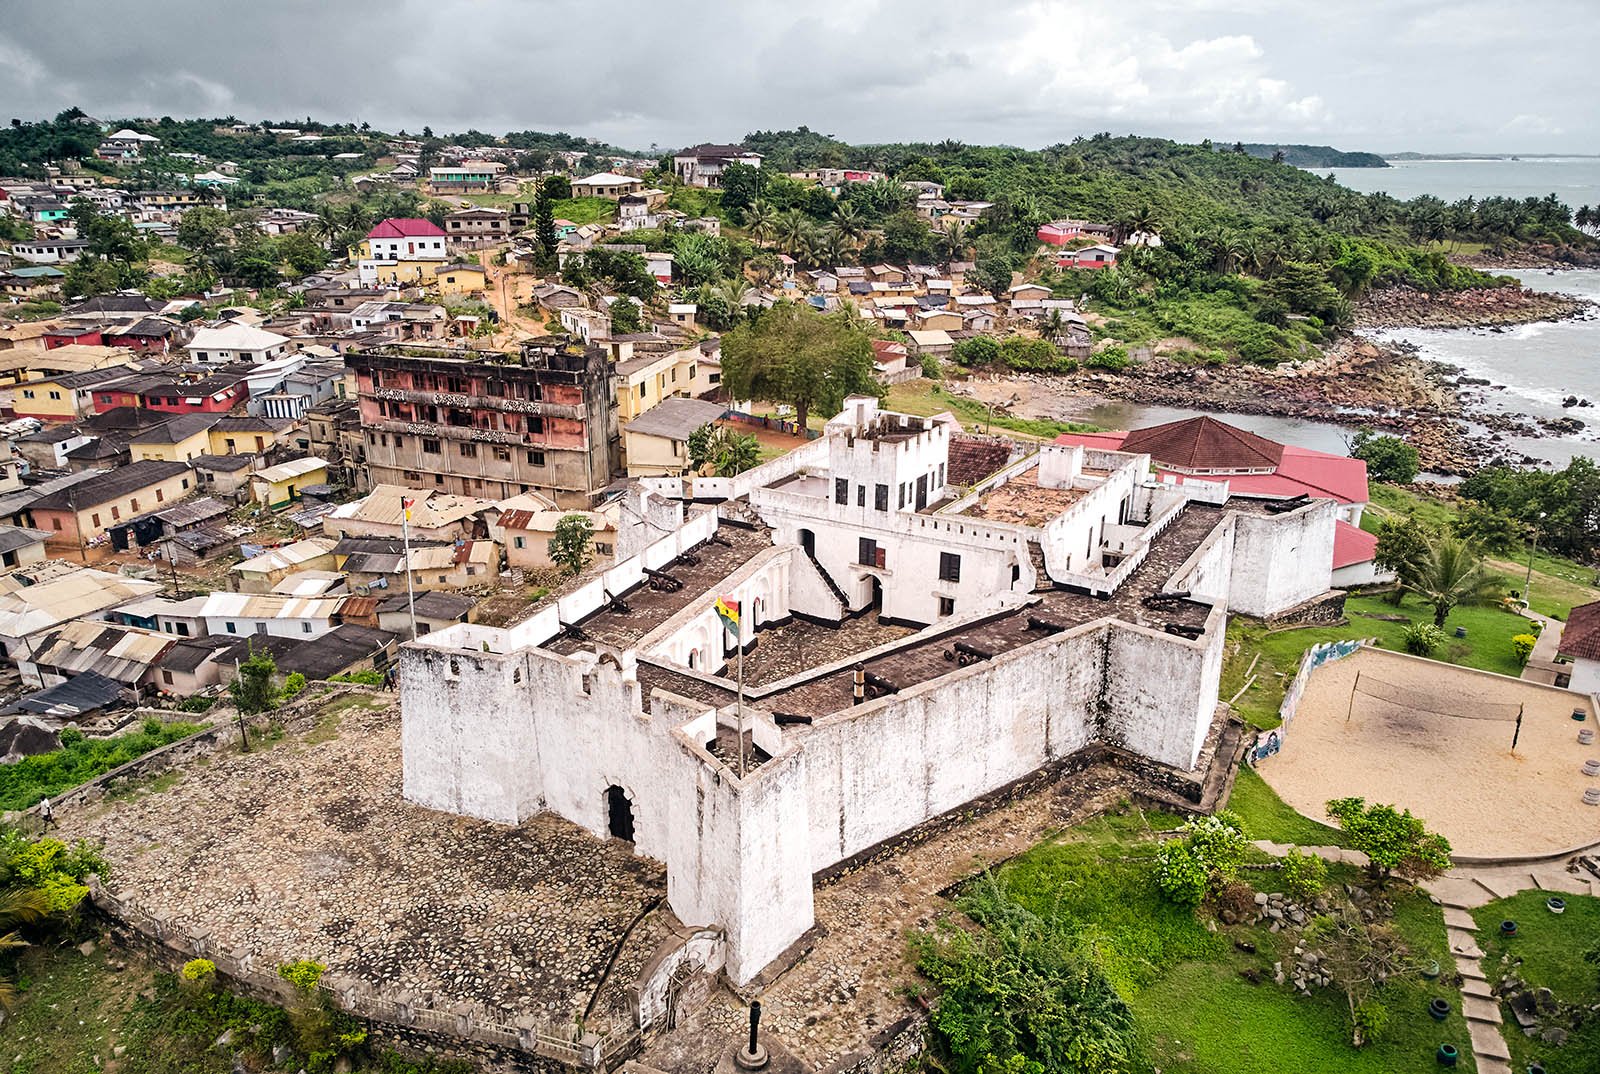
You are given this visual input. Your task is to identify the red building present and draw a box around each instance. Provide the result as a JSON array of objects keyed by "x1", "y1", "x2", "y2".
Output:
[
  {"x1": 44, "y1": 327, "x2": 103, "y2": 349},
  {"x1": 139, "y1": 373, "x2": 249, "y2": 415}
]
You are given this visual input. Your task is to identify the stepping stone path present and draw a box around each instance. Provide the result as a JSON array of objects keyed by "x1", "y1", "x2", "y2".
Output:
[
  {"x1": 1425, "y1": 865, "x2": 1597, "y2": 1074},
  {"x1": 1253, "y1": 839, "x2": 1600, "y2": 1074}
]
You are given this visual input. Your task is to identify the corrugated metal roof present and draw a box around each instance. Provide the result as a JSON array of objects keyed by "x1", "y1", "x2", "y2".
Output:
[
  {"x1": 233, "y1": 537, "x2": 337, "y2": 575},
  {"x1": 254, "y1": 456, "x2": 328, "y2": 483},
  {"x1": 326, "y1": 485, "x2": 496, "y2": 530},
  {"x1": 198, "y1": 591, "x2": 348, "y2": 620},
  {"x1": 0, "y1": 568, "x2": 163, "y2": 638}
]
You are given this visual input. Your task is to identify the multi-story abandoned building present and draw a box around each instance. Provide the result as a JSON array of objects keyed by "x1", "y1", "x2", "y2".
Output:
[
  {"x1": 400, "y1": 396, "x2": 1339, "y2": 987},
  {"x1": 347, "y1": 341, "x2": 619, "y2": 506}
]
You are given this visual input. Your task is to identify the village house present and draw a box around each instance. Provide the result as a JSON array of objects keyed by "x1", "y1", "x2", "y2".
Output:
[
  {"x1": 427, "y1": 163, "x2": 505, "y2": 193},
  {"x1": 444, "y1": 208, "x2": 512, "y2": 247},
  {"x1": 620, "y1": 396, "x2": 729, "y2": 477},
  {"x1": 190, "y1": 453, "x2": 264, "y2": 498},
  {"x1": 128, "y1": 414, "x2": 219, "y2": 463},
  {"x1": 103, "y1": 496, "x2": 229, "y2": 557},
  {"x1": 251, "y1": 456, "x2": 329, "y2": 509},
  {"x1": 0, "y1": 526, "x2": 50, "y2": 570},
  {"x1": 232, "y1": 536, "x2": 340, "y2": 593},
  {"x1": 344, "y1": 539, "x2": 499, "y2": 593},
  {"x1": 27, "y1": 460, "x2": 196, "y2": 552},
  {"x1": 496, "y1": 504, "x2": 618, "y2": 570},
  {"x1": 10, "y1": 238, "x2": 91, "y2": 264},
  {"x1": 569, "y1": 172, "x2": 645, "y2": 199},
  {"x1": 1, "y1": 266, "x2": 66, "y2": 300},
  {"x1": 671, "y1": 144, "x2": 764, "y2": 188},
  {"x1": 186, "y1": 323, "x2": 294, "y2": 365},
  {"x1": 614, "y1": 339, "x2": 720, "y2": 425},
  {"x1": 0, "y1": 565, "x2": 163, "y2": 665},
  {"x1": 209, "y1": 415, "x2": 295, "y2": 457},
  {"x1": 18, "y1": 620, "x2": 177, "y2": 695},
  {"x1": 198, "y1": 591, "x2": 347, "y2": 640},
  {"x1": 374, "y1": 589, "x2": 476, "y2": 637},
  {"x1": 13, "y1": 367, "x2": 137, "y2": 423},
  {"x1": 1058, "y1": 243, "x2": 1120, "y2": 269},
  {"x1": 322, "y1": 485, "x2": 497, "y2": 544},
  {"x1": 356, "y1": 219, "x2": 450, "y2": 286}
]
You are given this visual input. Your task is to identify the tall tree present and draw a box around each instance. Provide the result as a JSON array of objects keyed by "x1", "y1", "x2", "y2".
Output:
[
  {"x1": 1402, "y1": 533, "x2": 1504, "y2": 626},
  {"x1": 720, "y1": 303, "x2": 882, "y2": 430}
]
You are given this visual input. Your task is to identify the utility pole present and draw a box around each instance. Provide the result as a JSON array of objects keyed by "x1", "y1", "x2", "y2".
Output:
[{"x1": 1523, "y1": 511, "x2": 1547, "y2": 610}]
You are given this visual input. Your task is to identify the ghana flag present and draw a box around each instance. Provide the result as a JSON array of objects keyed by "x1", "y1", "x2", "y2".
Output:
[{"x1": 714, "y1": 595, "x2": 740, "y2": 635}]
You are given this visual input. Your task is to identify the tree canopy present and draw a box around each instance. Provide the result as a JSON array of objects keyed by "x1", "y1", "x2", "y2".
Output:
[{"x1": 719, "y1": 303, "x2": 882, "y2": 430}]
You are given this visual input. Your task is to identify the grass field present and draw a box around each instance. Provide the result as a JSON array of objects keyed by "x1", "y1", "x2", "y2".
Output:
[
  {"x1": 1227, "y1": 765, "x2": 1347, "y2": 846},
  {"x1": 957, "y1": 805, "x2": 1470, "y2": 1074},
  {"x1": 1472, "y1": 891, "x2": 1600, "y2": 1073},
  {"x1": 1364, "y1": 482, "x2": 1600, "y2": 620},
  {"x1": 885, "y1": 378, "x2": 1099, "y2": 441},
  {"x1": 1219, "y1": 590, "x2": 1535, "y2": 730}
]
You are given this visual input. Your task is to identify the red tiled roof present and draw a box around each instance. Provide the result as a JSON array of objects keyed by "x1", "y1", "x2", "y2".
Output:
[
  {"x1": 1054, "y1": 424, "x2": 1368, "y2": 505},
  {"x1": 946, "y1": 435, "x2": 1012, "y2": 486},
  {"x1": 871, "y1": 339, "x2": 908, "y2": 359},
  {"x1": 365, "y1": 218, "x2": 446, "y2": 239},
  {"x1": 1332, "y1": 520, "x2": 1379, "y2": 569},
  {"x1": 1119, "y1": 415, "x2": 1283, "y2": 470},
  {"x1": 1561, "y1": 600, "x2": 1600, "y2": 662}
]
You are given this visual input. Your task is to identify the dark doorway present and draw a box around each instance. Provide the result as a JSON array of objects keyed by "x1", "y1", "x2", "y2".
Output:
[
  {"x1": 869, "y1": 576, "x2": 883, "y2": 611},
  {"x1": 915, "y1": 474, "x2": 928, "y2": 510},
  {"x1": 799, "y1": 528, "x2": 815, "y2": 557},
  {"x1": 606, "y1": 785, "x2": 635, "y2": 842}
]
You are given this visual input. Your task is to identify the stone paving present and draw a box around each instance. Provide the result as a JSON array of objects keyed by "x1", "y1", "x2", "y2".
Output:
[{"x1": 55, "y1": 692, "x2": 665, "y2": 1033}]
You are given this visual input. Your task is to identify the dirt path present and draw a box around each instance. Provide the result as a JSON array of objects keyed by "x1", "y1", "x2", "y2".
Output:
[{"x1": 480, "y1": 260, "x2": 547, "y2": 349}]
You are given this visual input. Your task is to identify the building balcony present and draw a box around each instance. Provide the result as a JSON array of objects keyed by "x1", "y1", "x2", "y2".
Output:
[{"x1": 366, "y1": 386, "x2": 585, "y2": 420}]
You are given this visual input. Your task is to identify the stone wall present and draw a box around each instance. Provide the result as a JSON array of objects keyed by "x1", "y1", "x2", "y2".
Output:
[
  {"x1": 1262, "y1": 589, "x2": 1348, "y2": 627},
  {"x1": 815, "y1": 1013, "x2": 928, "y2": 1074}
]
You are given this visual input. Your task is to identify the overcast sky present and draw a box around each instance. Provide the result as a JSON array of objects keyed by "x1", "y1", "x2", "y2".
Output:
[{"x1": 1, "y1": 0, "x2": 1591, "y2": 154}]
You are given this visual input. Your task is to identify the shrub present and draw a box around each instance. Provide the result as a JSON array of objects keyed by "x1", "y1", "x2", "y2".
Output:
[
  {"x1": 329, "y1": 670, "x2": 384, "y2": 686},
  {"x1": 177, "y1": 695, "x2": 216, "y2": 712},
  {"x1": 142, "y1": 716, "x2": 163, "y2": 737},
  {"x1": 1182, "y1": 811, "x2": 1249, "y2": 878},
  {"x1": 1279, "y1": 847, "x2": 1328, "y2": 901},
  {"x1": 1401, "y1": 622, "x2": 1444, "y2": 655},
  {"x1": 1086, "y1": 345, "x2": 1130, "y2": 370},
  {"x1": 278, "y1": 959, "x2": 326, "y2": 992},
  {"x1": 1155, "y1": 841, "x2": 1209, "y2": 905},
  {"x1": 1353, "y1": 1000, "x2": 1389, "y2": 1045},
  {"x1": 1511, "y1": 633, "x2": 1537, "y2": 665},
  {"x1": 181, "y1": 957, "x2": 216, "y2": 982},
  {"x1": 1325, "y1": 797, "x2": 1452, "y2": 887},
  {"x1": 281, "y1": 672, "x2": 308, "y2": 700},
  {"x1": 920, "y1": 354, "x2": 941, "y2": 379},
  {"x1": 58, "y1": 728, "x2": 84, "y2": 747}
]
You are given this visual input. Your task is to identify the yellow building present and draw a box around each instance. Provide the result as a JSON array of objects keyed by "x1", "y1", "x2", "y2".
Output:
[
  {"x1": 13, "y1": 366, "x2": 134, "y2": 422},
  {"x1": 208, "y1": 418, "x2": 292, "y2": 457},
  {"x1": 251, "y1": 456, "x2": 329, "y2": 510},
  {"x1": 620, "y1": 397, "x2": 729, "y2": 478},
  {"x1": 614, "y1": 340, "x2": 722, "y2": 424},
  {"x1": 129, "y1": 415, "x2": 218, "y2": 463},
  {"x1": 433, "y1": 262, "x2": 488, "y2": 295}
]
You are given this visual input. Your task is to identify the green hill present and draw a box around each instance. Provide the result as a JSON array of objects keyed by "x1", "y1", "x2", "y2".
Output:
[{"x1": 1239, "y1": 144, "x2": 1389, "y2": 168}]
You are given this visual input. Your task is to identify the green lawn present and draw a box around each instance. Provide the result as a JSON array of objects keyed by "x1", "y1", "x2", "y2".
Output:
[
  {"x1": 1227, "y1": 766, "x2": 1347, "y2": 847},
  {"x1": 549, "y1": 196, "x2": 616, "y2": 227},
  {"x1": 958, "y1": 805, "x2": 1470, "y2": 1073},
  {"x1": 1472, "y1": 891, "x2": 1600, "y2": 1073},
  {"x1": 1220, "y1": 591, "x2": 1535, "y2": 730}
]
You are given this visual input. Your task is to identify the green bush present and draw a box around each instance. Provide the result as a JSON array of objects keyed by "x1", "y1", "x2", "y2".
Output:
[
  {"x1": 328, "y1": 670, "x2": 384, "y2": 686},
  {"x1": 177, "y1": 695, "x2": 216, "y2": 712},
  {"x1": 0, "y1": 719, "x2": 204, "y2": 811},
  {"x1": 277, "y1": 959, "x2": 326, "y2": 992},
  {"x1": 1279, "y1": 847, "x2": 1328, "y2": 901},
  {"x1": 1353, "y1": 1001, "x2": 1389, "y2": 1045},
  {"x1": 281, "y1": 672, "x2": 308, "y2": 700},
  {"x1": 1511, "y1": 633, "x2": 1537, "y2": 665},
  {"x1": 181, "y1": 958, "x2": 217, "y2": 982},
  {"x1": 1401, "y1": 622, "x2": 1444, "y2": 655},
  {"x1": 1155, "y1": 841, "x2": 1209, "y2": 905},
  {"x1": 58, "y1": 728, "x2": 84, "y2": 747},
  {"x1": 1086, "y1": 345, "x2": 1130, "y2": 370}
]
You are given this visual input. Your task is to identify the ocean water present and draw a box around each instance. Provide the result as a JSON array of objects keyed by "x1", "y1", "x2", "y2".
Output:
[
  {"x1": 1368, "y1": 269, "x2": 1600, "y2": 466},
  {"x1": 1319, "y1": 157, "x2": 1600, "y2": 212}
]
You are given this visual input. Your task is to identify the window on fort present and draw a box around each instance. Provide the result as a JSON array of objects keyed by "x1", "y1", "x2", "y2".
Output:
[
  {"x1": 435, "y1": 475, "x2": 444, "y2": 485},
  {"x1": 858, "y1": 538, "x2": 876, "y2": 566},
  {"x1": 422, "y1": 438, "x2": 441, "y2": 454},
  {"x1": 939, "y1": 596, "x2": 955, "y2": 617},
  {"x1": 856, "y1": 485, "x2": 865, "y2": 507},
  {"x1": 874, "y1": 484, "x2": 888, "y2": 511},
  {"x1": 155, "y1": 489, "x2": 163, "y2": 502},
  {"x1": 939, "y1": 552, "x2": 961, "y2": 582},
  {"x1": 595, "y1": 542, "x2": 613, "y2": 555}
]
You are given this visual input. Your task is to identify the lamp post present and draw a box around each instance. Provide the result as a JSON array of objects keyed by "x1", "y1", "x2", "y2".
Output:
[{"x1": 1523, "y1": 510, "x2": 1547, "y2": 610}]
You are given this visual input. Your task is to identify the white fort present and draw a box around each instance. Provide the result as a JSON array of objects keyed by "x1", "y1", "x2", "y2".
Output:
[{"x1": 400, "y1": 397, "x2": 1336, "y2": 984}]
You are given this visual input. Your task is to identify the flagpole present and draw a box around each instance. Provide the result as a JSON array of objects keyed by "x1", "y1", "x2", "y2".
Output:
[
  {"x1": 736, "y1": 616, "x2": 746, "y2": 779},
  {"x1": 403, "y1": 500, "x2": 417, "y2": 641}
]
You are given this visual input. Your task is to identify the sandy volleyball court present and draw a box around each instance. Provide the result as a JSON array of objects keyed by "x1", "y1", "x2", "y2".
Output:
[{"x1": 1257, "y1": 646, "x2": 1600, "y2": 858}]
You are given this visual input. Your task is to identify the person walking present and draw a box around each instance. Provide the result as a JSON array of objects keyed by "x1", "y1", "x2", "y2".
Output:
[{"x1": 39, "y1": 796, "x2": 53, "y2": 830}]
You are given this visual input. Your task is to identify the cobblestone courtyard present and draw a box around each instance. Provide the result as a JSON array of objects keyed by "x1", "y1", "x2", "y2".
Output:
[{"x1": 57, "y1": 692, "x2": 665, "y2": 1032}]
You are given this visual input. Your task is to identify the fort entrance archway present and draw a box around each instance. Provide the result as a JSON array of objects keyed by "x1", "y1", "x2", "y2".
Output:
[{"x1": 605, "y1": 785, "x2": 635, "y2": 842}]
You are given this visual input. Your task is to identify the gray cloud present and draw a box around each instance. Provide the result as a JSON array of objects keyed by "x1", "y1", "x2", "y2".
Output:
[{"x1": 0, "y1": 0, "x2": 1591, "y2": 152}]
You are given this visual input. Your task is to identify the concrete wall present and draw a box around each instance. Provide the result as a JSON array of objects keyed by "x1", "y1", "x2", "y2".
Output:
[{"x1": 1228, "y1": 500, "x2": 1336, "y2": 617}]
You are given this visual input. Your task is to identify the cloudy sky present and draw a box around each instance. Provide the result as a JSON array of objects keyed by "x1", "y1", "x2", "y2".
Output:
[{"x1": 1, "y1": 0, "x2": 1591, "y2": 153}]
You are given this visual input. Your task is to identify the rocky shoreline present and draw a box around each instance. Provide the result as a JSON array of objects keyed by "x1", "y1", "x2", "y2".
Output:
[
  {"x1": 1355, "y1": 284, "x2": 1591, "y2": 330},
  {"x1": 1451, "y1": 242, "x2": 1600, "y2": 270}
]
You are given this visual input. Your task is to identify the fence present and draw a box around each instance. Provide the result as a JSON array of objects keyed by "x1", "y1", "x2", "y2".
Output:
[
  {"x1": 1249, "y1": 637, "x2": 1374, "y2": 763},
  {"x1": 724, "y1": 409, "x2": 821, "y2": 440}
]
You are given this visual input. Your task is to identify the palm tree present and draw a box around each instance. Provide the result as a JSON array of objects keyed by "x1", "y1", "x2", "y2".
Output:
[
  {"x1": 342, "y1": 202, "x2": 372, "y2": 234},
  {"x1": 0, "y1": 887, "x2": 49, "y2": 1010},
  {"x1": 1042, "y1": 308, "x2": 1067, "y2": 345},
  {"x1": 938, "y1": 220, "x2": 969, "y2": 263},
  {"x1": 776, "y1": 209, "x2": 810, "y2": 258},
  {"x1": 1404, "y1": 534, "x2": 1505, "y2": 627},
  {"x1": 747, "y1": 201, "x2": 777, "y2": 247},
  {"x1": 831, "y1": 202, "x2": 866, "y2": 246},
  {"x1": 311, "y1": 205, "x2": 341, "y2": 244},
  {"x1": 816, "y1": 226, "x2": 848, "y2": 267},
  {"x1": 1125, "y1": 204, "x2": 1158, "y2": 243}
]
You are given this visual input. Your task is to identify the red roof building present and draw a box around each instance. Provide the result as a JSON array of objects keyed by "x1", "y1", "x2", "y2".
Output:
[
  {"x1": 365, "y1": 218, "x2": 446, "y2": 239},
  {"x1": 1055, "y1": 415, "x2": 1381, "y2": 582}
]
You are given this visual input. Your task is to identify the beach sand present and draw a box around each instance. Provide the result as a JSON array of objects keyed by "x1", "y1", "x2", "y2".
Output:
[{"x1": 1256, "y1": 646, "x2": 1600, "y2": 858}]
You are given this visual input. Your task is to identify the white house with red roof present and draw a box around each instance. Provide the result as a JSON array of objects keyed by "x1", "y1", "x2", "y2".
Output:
[
  {"x1": 1055, "y1": 416, "x2": 1390, "y2": 586},
  {"x1": 356, "y1": 218, "x2": 449, "y2": 285}
]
